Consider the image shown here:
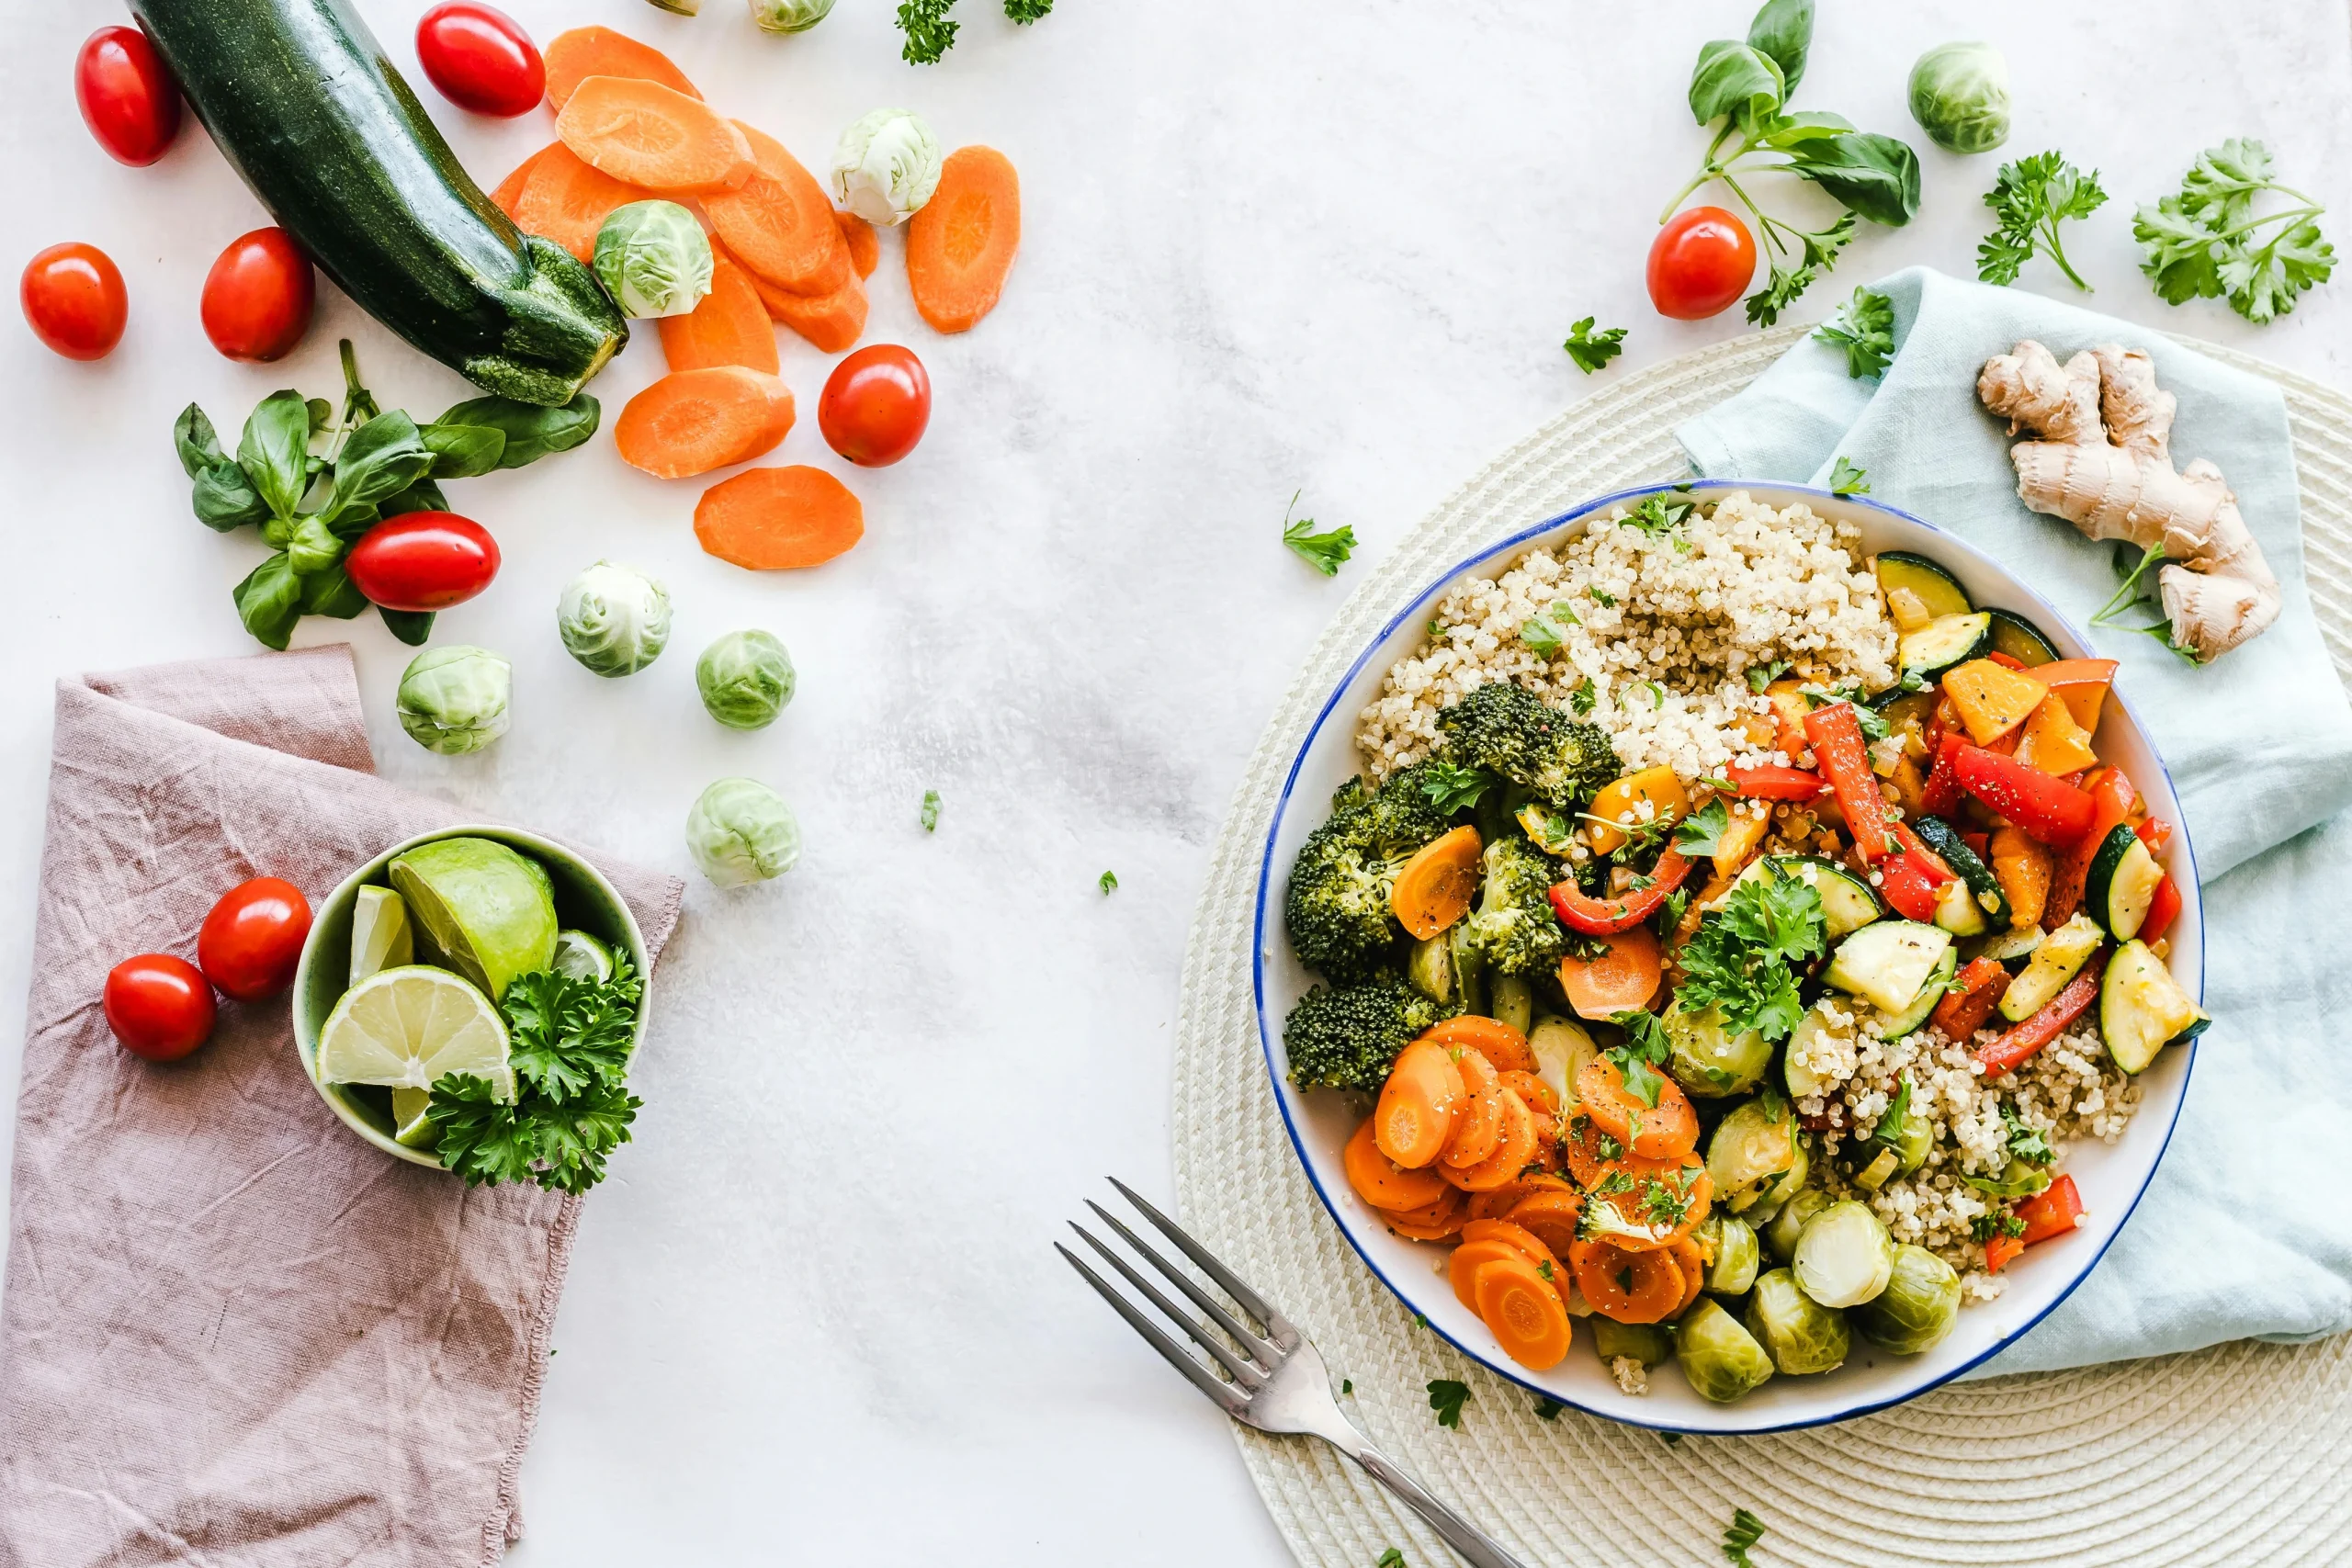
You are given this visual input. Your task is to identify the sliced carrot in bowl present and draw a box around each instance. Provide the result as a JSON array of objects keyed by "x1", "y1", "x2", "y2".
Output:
[
  {"x1": 1474, "y1": 1254, "x2": 1573, "y2": 1370},
  {"x1": 1390, "y1": 826, "x2": 1481, "y2": 940},
  {"x1": 1342, "y1": 1117, "x2": 1450, "y2": 1213},
  {"x1": 1373, "y1": 1037, "x2": 1464, "y2": 1169}
]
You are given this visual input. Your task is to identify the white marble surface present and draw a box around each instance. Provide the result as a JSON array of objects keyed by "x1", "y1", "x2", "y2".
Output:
[{"x1": 5, "y1": 1, "x2": 2350, "y2": 1560}]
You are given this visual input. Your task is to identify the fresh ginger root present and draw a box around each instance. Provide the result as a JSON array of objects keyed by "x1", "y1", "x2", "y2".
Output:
[{"x1": 1977, "y1": 339, "x2": 2279, "y2": 660}]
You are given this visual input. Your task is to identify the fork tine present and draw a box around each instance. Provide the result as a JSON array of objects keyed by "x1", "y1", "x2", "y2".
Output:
[
  {"x1": 1083, "y1": 1201, "x2": 1283, "y2": 1367},
  {"x1": 1069, "y1": 1223, "x2": 1267, "y2": 1388},
  {"x1": 1107, "y1": 1177, "x2": 1297, "y2": 1348},
  {"x1": 1057, "y1": 1243, "x2": 1248, "y2": 1415}
]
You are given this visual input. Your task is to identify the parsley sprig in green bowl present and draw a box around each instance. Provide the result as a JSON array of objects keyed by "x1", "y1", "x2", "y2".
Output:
[{"x1": 291, "y1": 825, "x2": 652, "y2": 1192}]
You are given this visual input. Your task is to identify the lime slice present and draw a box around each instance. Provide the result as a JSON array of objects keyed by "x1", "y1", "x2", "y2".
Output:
[
  {"x1": 390, "y1": 1086, "x2": 439, "y2": 1147},
  {"x1": 350, "y1": 886, "x2": 414, "y2": 985},
  {"x1": 316, "y1": 964, "x2": 514, "y2": 1100},
  {"x1": 550, "y1": 928, "x2": 614, "y2": 983},
  {"x1": 387, "y1": 838, "x2": 557, "y2": 1002}
]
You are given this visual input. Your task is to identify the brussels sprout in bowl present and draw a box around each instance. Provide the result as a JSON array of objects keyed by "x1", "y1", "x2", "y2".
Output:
[
  {"x1": 290, "y1": 825, "x2": 650, "y2": 1169},
  {"x1": 1249, "y1": 479, "x2": 2204, "y2": 1433}
]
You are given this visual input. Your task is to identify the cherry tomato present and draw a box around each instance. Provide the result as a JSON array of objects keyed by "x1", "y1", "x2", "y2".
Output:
[
  {"x1": 21, "y1": 243, "x2": 128, "y2": 361},
  {"x1": 75, "y1": 26, "x2": 182, "y2": 166},
  {"x1": 1645, "y1": 206, "x2": 1758, "y2": 321},
  {"x1": 345, "y1": 513, "x2": 502, "y2": 612},
  {"x1": 415, "y1": 2, "x2": 545, "y2": 118},
  {"x1": 818, "y1": 344, "x2": 932, "y2": 468},
  {"x1": 201, "y1": 228, "x2": 314, "y2": 363},
  {"x1": 198, "y1": 877, "x2": 313, "y2": 1003},
  {"x1": 104, "y1": 954, "x2": 217, "y2": 1061}
]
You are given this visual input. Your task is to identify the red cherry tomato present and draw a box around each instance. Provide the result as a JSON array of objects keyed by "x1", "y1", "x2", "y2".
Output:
[
  {"x1": 1646, "y1": 206, "x2": 1758, "y2": 321},
  {"x1": 201, "y1": 228, "x2": 314, "y2": 363},
  {"x1": 21, "y1": 243, "x2": 128, "y2": 361},
  {"x1": 818, "y1": 344, "x2": 932, "y2": 468},
  {"x1": 198, "y1": 877, "x2": 313, "y2": 1003},
  {"x1": 75, "y1": 26, "x2": 182, "y2": 166},
  {"x1": 104, "y1": 953, "x2": 217, "y2": 1061},
  {"x1": 415, "y1": 2, "x2": 545, "y2": 118},
  {"x1": 345, "y1": 513, "x2": 502, "y2": 612}
]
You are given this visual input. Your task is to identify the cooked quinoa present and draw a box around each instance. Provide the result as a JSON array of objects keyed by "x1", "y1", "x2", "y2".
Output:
[{"x1": 1358, "y1": 491, "x2": 1896, "y2": 783}]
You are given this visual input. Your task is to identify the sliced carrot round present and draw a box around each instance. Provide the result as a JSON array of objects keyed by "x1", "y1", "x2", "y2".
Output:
[
  {"x1": 557, "y1": 76, "x2": 754, "y2": 196},
  {"x1": 615, "y1": 367, "x2": 794, "y2": 479},
  {"x1": 1439, "y1": 1048, "x2": 1504, "y2": 1169},
  {"x1": 1419, "y1": 1016, "x2": 1536, "y2": 1074},
  {"x1": 906, "y1": 145, "x2": 1021, "y2": 333},
  {"x1": 751, "y1": 265, "x2": 868, "y2": 355},
  {"x1": 1458, "y1": 1217, "x2": 1563, "y2": 1282},
  {"x1": 1474, "y1": 1255, "x2": 1574, "y2": 1371},
  {"x1": 488, "y1": 143, "x2": 556, "y2": 220},
  {"x1": 1378, "y1": 1204, "x2": 1468, "y2": 1242},
  {"x1": 695, "y1": 466, "x2": 865, "y2": 571},
  {"x1": 1373, "y1": 1038, "x2": 1464, "y2": 1169},
  {"x1": 1668, "y1": 1235, "x2": 1708, "y2": 1316},
  {"x1": 1498, "y1": 1068, "x2": 1558, "y2": 1117},
  {"x1": 1343, "y1": 1117, "x2": 1450, "y2": 1213},
  {"x1": 1503, "y1": 1190, "x2": 1586, "y2": 1258},
  {"x1": 543, "y1": 27, "x2": 701, "y2": 112},
  {"x1": 835, "y1": 209, "x2": 879, "y2": 278},
  {"x1": 706, "y1": 123, "x2": 851, "y2": 295},
  {"x1": 1558, "y1": 925, "x2": 1664, "y2": 1021},
  {"x1": 1575, "y1": 1055, "x2": 1699, "y2": 1161},
  {"x1": 1582, "y1": 1158, "x2": 1713, "y2": 1254},
  {"x1": 1445, "y1": 1089, "x2": 1539, "y2": 1191},
  {"x1": 1446, "y1": 1237, "x2": 1530, "y2": 1311},
  {"x1": 513, "y1": 143, "x2": 648, "y2": 262},
  {"x1": 1390, "y1": 825, "x2": 1482, "y2": 940},
  {"x1": 658, "y1": 249, "x2": 780, "y2": 375},
  {"x1": 1568, "y1": 1236, "x2": 1685, "y2": 1325},
  {"x1": 1378, "y1": 1186, "x2": 1465, "y2": 1231},
  {"x1": 1465, "y1": 1172, "x2": 1577, "y2": 1223}
]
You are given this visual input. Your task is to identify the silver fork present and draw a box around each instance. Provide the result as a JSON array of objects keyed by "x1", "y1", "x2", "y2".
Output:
[{"x1": 1059, "y1": 1178, "x2": 1532, "y2": 1568}]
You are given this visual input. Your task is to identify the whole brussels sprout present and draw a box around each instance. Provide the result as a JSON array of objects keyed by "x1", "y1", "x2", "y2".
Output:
[
  {"x1": 1673, "y1": 1298, "x2": 1776, "y2": 1404},
  {"x1": 1851, "y1": 1244, "x2": 1962, "y2": 1355},
  {"x1": 1700, "y1": 1214, "x2": 1760, "y2": 1297},
  {"x1": 1744, "y1": 1267, "x2": 1851, "y2": 1374},
  {"x1": 686, "y1": 777, "x2": 802, "y2": 886},
  {"x1": 1907, "y1": 42, "x2": 2011, "y2": 154},
  {"x1": 696, "y1": 630, "x2": 797, "y2": 730},
  {"x1": 830, "y1": 108, "x2": 943, "y2": 227},
  {"x1": 1763, "y1": 1186, "x2": 1831, "y2": 1263},
  {"x1": 593, "y1": 200, "x2": 715, "y2": 319},
  {"x1": 1792, "y1": 1199, "x2": 1897, "y2": 1309},
  {"x1": 397, "y1": 646, "x2": 512, "y2": 755},
  {"x1": 1665, "y1": 998, "x2": 1774, "y2": 1097},
  {"x1": 558, "y1": 561, "x2": 673, "y2": 678},
  {"x1": 749, "y1": 0, "x2": 835, "y2": 31}
]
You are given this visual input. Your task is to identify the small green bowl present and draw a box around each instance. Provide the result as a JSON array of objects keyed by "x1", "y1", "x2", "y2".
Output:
[{"x1": 290, "y1": 824, "x2": 652, "y2": 1170}]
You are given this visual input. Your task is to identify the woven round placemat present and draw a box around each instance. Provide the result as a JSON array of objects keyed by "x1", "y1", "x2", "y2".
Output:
[{"x1": 1170, "y1": 325, "x2": 2352, "y2": 1568}]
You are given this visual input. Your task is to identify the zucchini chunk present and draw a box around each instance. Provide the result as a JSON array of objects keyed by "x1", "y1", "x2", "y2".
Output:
[
  {"x1": 2100, "y1": 939, "x2": 2207, "y2": 1073},
  {"x1": 1998, "y1": 913, "x2": 2105, "y2": 1021},
  {"x1": 1896, "y1": 612, "x2": 1995, "y2": 680},
  {"x1": 1933, "y1": 875, "x2": 1989, "y2": 937},
  {"x1": 1874, "y1": 551, "x2": 1973, "y2": 620},
  {"x1": 1985, "y1": 607, "x2": 2061, "y2": 668},
  {"x1": 2084, "y1": 824, "x2": 2165, "y2": 941},
  {"x1": 1877, "y1": 945, "x2": 1957, "y2": 1036},
  {"x1": 1734, "y1": 854, "x2": 1883, "y2": 939},
  {"x1": 1824, "y1": 920, "x2": 1952, "y2": 1015},
  {"x1": 1973, "y1": 921, "x2": 2045, "y2": 964},
  {"x1": 1909, "y1": 814, "x2": 2009, "y2": 925}
]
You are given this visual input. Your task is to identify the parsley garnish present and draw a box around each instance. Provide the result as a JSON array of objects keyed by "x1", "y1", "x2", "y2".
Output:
[
  {"x1": 1563, "y1": 316, "x2": 1628, "y2": 373},
  {"x1": 920, "y1": 789, "x2": 942, "y2": 832},
  {"x1": 1280, "y1": 491, "x2": 1355, "y2": 575},
  {"x1": 1620, "y1": 494, "x2": 1693, "y2": 539},
  {"x1": 1674, "y1": 798, "x2": 1732, "y2": 856},
  {"x1": 1569, "y1": 680, "x2": 1598, "y2": 715},
  {"x1": 2093, "y1": 541, "x2": 2197, "y2": 663},
  {"x1": 1520, "y1": 803, "x2": 1577, "y2": 852},
  {"x1": 1747, "y1": 659, "x2": 1792, "y2": 693},
  {"x1": 427, "y1": 956, "x2": 644, "y2": 1195},
  {"x1": 1099, "y1": 870, "x2": 1119, "y2": 896},
  {"x1": 1869, "y1": 1073, "x2": 1915, "y2": 1155},
  {"x1": 1828, "y1": 456, "x2": 1870, "y2": 496},
  {"x1": 1979, "y1": 152, "x2": 2109, "y2": 291},
  {"x1": 1971, "y1": 1211, "x2": 2027, "y2": 1243},
  {"x1": 2003, "y1": 1107, "x2": 2054, "y2": 1166},
  {"x1": 1426, "y1": 1378, "x2": 1470, "y2": 1429},
  {"x1": 1376, "y1": 1551, "x2": 1407, "y2": 1568},
  {"x1": 1815, "y1": 285, "x2": 1894, "y2": 378},
  {"x1": 1723, "y1": 1507, "x2": 1768, "y2": 1568},
  {"x1": 1674, "y1": 863, "x2": 1824, "y2": 1042},
  {"x1": 1342, "y1": 1379, "x2": 1353, "y2": 1394},
  {"x1": 1655, "y1": 888, "x2": 1690, "y2": 935},
  {"x1": 894, "y1": 0, "x2": 959, "y2": 62},
  {"x1": 1533, "y1": 1396, "x2": 1563, "y2": 1421},
  {"x1": 1419, "y1": 761, "x2": 1496, "y2": 814},
  {"x1": 1607, "y1": 1008, "x2": 1673, "y2": 1109},
  {"x1": 1004, "y1": 0, "x2": 1052, "y2": 21},
  {"x1": 1426, "y1": 618, "x2": 1449, "y2": 640},
  {"x1": 1520, "y1": 600, "x2": 1581, "y2": 657},
  {"x1": 2134, "y1": 138, "x2": 2333, "y2": 323},
  {"x1": 1589, "y1": 587, "x2": 1617, "y2": 608}
]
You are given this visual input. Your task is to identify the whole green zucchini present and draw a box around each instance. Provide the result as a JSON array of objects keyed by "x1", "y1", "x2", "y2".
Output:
[{"x1": 131, "y1": 0, "x2": 625, "y2": 405}]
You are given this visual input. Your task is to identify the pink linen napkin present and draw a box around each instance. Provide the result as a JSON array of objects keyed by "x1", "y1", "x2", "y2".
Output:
[{"x1": 0, "y1": 647, "x2": 683, "y2": 1568}]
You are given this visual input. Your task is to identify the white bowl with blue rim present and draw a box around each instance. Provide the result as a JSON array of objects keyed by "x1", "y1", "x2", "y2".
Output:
[{"x1": 1251, "y1": 480, "x2": 2202, "y2": 1434}]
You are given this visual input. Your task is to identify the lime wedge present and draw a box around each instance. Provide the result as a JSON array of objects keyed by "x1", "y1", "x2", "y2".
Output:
[
  {"x1": 551, "y1": 928, "x2": 614, "y2": 983},
  {"x1": 390, "y1": 1086, "x2": 439, "y2": 1147},
  {"x1": 350, "y1": 886, "x2": 414, "y2": 984},
  {"x1": 316, "y1": 964, "x2": 513, "y2": 1100},
  {"x1": 387, "y1": 838, "x2": 557, "y2": 1002}
]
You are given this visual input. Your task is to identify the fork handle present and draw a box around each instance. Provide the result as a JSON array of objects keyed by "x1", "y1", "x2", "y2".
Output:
[{"x1": 1337, "y1": 1439, "x2": 1533, "y2": 1568}]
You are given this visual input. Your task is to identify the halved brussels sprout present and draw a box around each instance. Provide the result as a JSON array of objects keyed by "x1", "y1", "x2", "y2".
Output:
[
  {"x1": 1589, "y1": 1316, "x2": 1671, "y2": 1367},
  {"x1": 1742, "y1": 1133, "x2": 1812, "y2": 1227},
  {"x1": 1764, "y1": 1187, "x2": 1832, "y2": 1263},
  {"x1": 1490, "y1": 973, "x2": 1534, "y2": 1036},
  {"x1": 1707, "y1": 1094, "x2": 1800, "y2": 1212},
  {"x1": 1851, "y1": 1244, "x2": 1962, "y2": 1354},
  {"x1": 1408, "y1": 931, "x2": 1457, "y2": 1005},
  {"x1": 1744, "y1": 1267, "x2": 1851, "y2": 1374},
  {"x1": 1673, "y1": 1298, "x2": 1776, "y2": 1404},
  {"x1": 1964, "y1": 1158, "x2": 2053, "y2": 1200},
  {"x1": 592, "y1": 200, "x2": 715, "y2": 319},
  {"x1": 1664, "y1": 998, "x2": 1774, "y2": 1098},
  {"x1": 1700, "y1": 1213, "x2": 1760, "y2": 1296},
  {"x1": 1907, "y1": 41, "x2": 2011, "y2": 155},
  {"x1": 1529, "y1": 1014, "x2": 1599, "y2": 1112},
  {"x1": 1792, "y1": 1200, "x2": 1897, "y2": 1308}
]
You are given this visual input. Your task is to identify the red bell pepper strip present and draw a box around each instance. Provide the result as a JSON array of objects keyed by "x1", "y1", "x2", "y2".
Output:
[
  {"x1": 1960, "y1": 829, "x2": 1989, "y2": 858},
  {"x1": 2136, "y1": 816, "x2": 2174, "y2": 852},
  {"x1": 2045, "y1": 768, "x2": 2136, "y2": 926},
  {"x1": 1930, "y1": 956, "x2": 2012, "y2": 1041},
  {"x1": 1974, "y1": 949, "x2": 2109, "y2": 1077},
  {"x1": 1920, "y1": 732, "x2": 1967, "y2": 818},
  {"x1": 1984, "y1": 649, "x2": 2028, "y2": 671},
  {"x1": 2141, "y1": 874, "x2": 2182, "y2": 943},
  {"x1": 1888, "y1": 821, "x2": 1954, "y2": 883},
  {"x1": 1984, "y1": 1229, "x2": 2027, "y2": 1273},
  {"x1": 1952, "y1": 745, "x2": 2098, "y2": 848},
  {"x1": 1876, "y1": 852, "x2": 1946, "y2": 923},
  {"x1": 1803, "y1": 702, "x2": 1895, "y2": 863},
  {"x1": 1547, "y1": 846, "x2": 1696, "y2": 935},
  {"x1": 1726, "y1": 762, "x2": 1825, "y2": 801},
  {"x1": 2014, "y1": 1174, "x2": 2086, "y2": 1246}
]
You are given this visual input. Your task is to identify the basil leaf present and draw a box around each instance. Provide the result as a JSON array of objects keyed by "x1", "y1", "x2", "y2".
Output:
[
  {"x1": 237, "y1": 390, "x2": 313, "y2": 520},
  {"x1": 299, "y1": 562, "x2": 371, "y2": 619},
  {"x1": 232, "y1": 553, "x2": 305, "y2": 650},
  {"x1": 1758, "y1": 109, "x2": 1853, "y2": 148},
  {"x1": 382, "y1": 477, "x2": 451, "y2": 516},
  {"x1": 319, "y1": 411, "x2": 434, "y2": 526},
  {"x1": 422, "y1": 422, "x2": 507, "y2": 479},
  {"x1": 432, "y1": 391, "x2": 601, "y2": 470},
  {"x1": 1792, "y1": 131, "x2": 1923, "y2": 226},
  {"x1": 191, "y1": 461, "x2": 269, "y2": 533},
  {"x1": 1689, "y1": 39, "x2": 1783, "y2": 130},
  {"x1": 1746, "y1": 0, "x2": 1814, "y2": 95},
  {"x1": 305, "y1": 397, "x2": 333, "y2": 435},
  {"x1": 379, "y1": 605, "x2": 435, "y2": 645},
  {"x1": 174, "y1": 404, "x2": 226, "y2": 478},
  {"x1": 287, "y1": 514, "x2": 345, "y2": 575}
]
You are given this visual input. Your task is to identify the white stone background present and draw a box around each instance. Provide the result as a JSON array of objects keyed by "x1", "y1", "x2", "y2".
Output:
[{"x1": 3, "y1": 0, "x2": 2348, "y2": 1561}]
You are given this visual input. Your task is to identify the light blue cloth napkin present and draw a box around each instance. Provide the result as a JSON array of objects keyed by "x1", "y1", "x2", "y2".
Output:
[{"x1": 1679, "y1": 265, "x2": 2352, "y2": 1375}]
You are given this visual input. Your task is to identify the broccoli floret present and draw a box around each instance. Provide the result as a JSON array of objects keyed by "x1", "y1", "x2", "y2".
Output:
[
  {"x1": 1283, "y1": 975, "x2": 1451, "y2": 1091},
  {"x1": 1435, "y1": 682, "x2": 1621, "y2": 809},
  {"x1": 1366, "y1": 759, "x2": 1465, "y2": 845},
  {"x1": 1282, "y1": 772, "x2": 1453, "y2": 983},
  {"x1": 1463, "y1": 835, "x2": 1569, "y2": 976}
]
